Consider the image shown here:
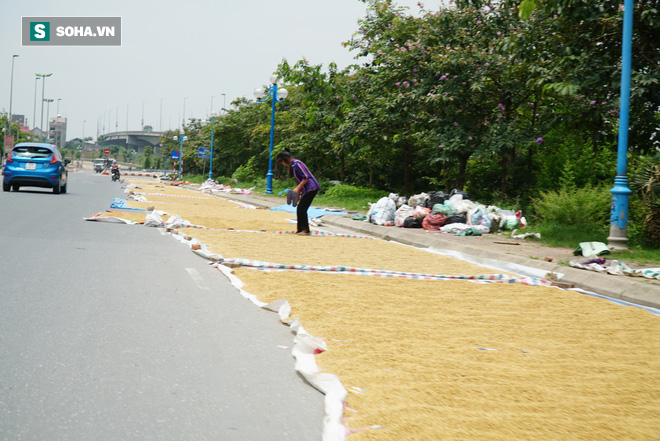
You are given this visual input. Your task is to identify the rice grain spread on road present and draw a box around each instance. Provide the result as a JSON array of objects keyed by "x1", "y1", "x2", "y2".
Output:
[{"x1": 104, "y1": 179, "x2": 660, "y2": 441}]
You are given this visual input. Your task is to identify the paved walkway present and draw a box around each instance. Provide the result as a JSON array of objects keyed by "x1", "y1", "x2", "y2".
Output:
[{"x1": 201, "y1": 189, "x2": 660, "y2": 311}]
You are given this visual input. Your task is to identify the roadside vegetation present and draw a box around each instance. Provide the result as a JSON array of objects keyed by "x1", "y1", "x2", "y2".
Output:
[{"x1": 6, "y1": 0, "x2": 656, "y2": 260}]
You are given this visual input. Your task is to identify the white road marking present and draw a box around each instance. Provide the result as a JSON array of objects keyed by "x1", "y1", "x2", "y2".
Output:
[{"x1": 185, "y1": 267, "x2": 210, "y2": 291}]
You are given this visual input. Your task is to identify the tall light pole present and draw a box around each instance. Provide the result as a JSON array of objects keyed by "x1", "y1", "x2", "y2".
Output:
[
  {"x1": 203, "y1": 112, "x2": 218, "y2": 181},
  {"x1": 222, "y1": 93, "x2": 226, "y2": 114},
  {"x1": 8, "y1": 55, "x2": 19, "y2": 146},
  {"x1": 32, "y1": 76, "x2": 41, "y2": 135},
  {"x1": 159, "y1": 98, "x2": 163, "y2": 132},
  {"x1": 82, "y1": 120, "x2": 86, "y2": 152},
  {"x1": 182, "y1": 97, "x2": 187, "y2": 126},
  {"x1": 44, "y1": 98, "x2": 54, "y2": 142},
  {"x1": 254, "y1": 75, "x2": 289, "y2": 194},
  {"x1": 607, "y1": 0, "x2": 634, "y2": 251},
  {"x1": 174, "y1": 129, "x2": 187, "y2": 180},
  {"x1": 56, "y1": 98, "x2": 62, "y2": 115},
  {"x1": 36, "y1": 73, "x2": 52, "y2": 141}
]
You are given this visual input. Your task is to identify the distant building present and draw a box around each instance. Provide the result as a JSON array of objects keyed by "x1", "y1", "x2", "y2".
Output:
[
  {"x1": 31, "y1": 127, "x2": 45, "y2": 140},
  {"x1": 49, "y1": 115, "x2": 67, "y2": 150},
  {"x1": 11, "y1": 114, "x2": 25, "y2": 124}
]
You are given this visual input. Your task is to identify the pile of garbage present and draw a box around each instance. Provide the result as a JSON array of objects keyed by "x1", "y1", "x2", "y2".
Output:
[{"x1": 365, "y1": 189, "x2": 526, "y2": 235}]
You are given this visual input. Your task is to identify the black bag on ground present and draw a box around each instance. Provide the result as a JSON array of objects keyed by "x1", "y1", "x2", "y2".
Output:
[
  {"x1": 429, "y1": 191, "x2": 447, "y2": 206},
  {"x1": 445, "y1": 213, "x2": 467, "y2": 225},
  {"x1": 449, "y1": 188, "x2": 470, "y2": 200},
  {"x1": 403, "y1": 216, "x2": 423, "y2": 228}
]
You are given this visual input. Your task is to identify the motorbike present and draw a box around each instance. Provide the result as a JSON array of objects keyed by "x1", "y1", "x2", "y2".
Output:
[{"x1": 111, "y1": 167, "x2": 120, "y2": 182}]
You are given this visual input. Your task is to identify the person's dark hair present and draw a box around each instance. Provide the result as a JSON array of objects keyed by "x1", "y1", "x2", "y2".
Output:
[{"x1": 275, "y1": 148, "x2": 292, "y2": 163}]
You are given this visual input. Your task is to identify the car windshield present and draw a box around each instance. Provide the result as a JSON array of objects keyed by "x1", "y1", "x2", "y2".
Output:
[{"x1": 13, "y1": 147, "x2": 53, "y2": 159}]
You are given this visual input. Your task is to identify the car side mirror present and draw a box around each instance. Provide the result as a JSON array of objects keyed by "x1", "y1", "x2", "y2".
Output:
[{"x1": 64, "y1": 159, "x2": 71, "y2": 166}]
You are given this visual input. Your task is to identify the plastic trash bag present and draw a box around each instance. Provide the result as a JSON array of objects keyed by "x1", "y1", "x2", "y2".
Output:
[
  {"x1": 432, "y1": 202, "x2": 457, "y2": 216},
  {"x1": 403, "y1": 216, "x2": 423, "y2": 228},
  {"x1": 395, "y1": 205, "x2": 415, "y2": 227},
  {"x1": 412, "y1": 205, "x2": 431, "y2": 220},
  {"x1": 449, "y1": 188, "x2": 470, "y2": 200},
  {"x1": 445, "y1": 213, "x2": 467, "y2": 225},
  {"x1": 445, "y1": 194, "x2": 476, "y2": 213},
  {"x1": 428, "y1": 191, "x2": 447, "y2": 207},
  {"x1": 467, "y1": 205, "x2": 492, "y2": 229},
  {"x1": 144, "y1": 210, "x2": 165, "y2": 227},
  {"x1": 498, "y1": 209, "x2": 520, "y2": 230},
  {"x1": 408, "y1": 193, "x2": 430, "y2": 207},
  {"x1": 422, "y1": 212, "x2": 447, "y2": 230},
  {"x1": 367, "y1": 197, "x2": 396, "y2": 226}
]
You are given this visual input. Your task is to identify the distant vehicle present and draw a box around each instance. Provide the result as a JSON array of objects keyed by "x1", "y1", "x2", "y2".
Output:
[
  {"x1": 94, "y1": 158, "x2": 106, "y2": 173},
  {"x1": 3, "y1": 142, "x2": 70, "y2": 194}
]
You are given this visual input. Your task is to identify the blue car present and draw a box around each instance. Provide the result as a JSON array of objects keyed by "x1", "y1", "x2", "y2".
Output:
[{"x1": 3, "y1": 143, "x2": 70, "y2": 194}]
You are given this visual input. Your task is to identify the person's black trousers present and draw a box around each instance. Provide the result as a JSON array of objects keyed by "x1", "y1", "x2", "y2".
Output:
[{"x1": 296, "y1": 189, "x2": 318, "y2": 233}]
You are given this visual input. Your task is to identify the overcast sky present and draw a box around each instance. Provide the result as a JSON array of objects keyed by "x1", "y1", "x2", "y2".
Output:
[{"x1": 1, "y1": 0, "x2": 446, "y2": 140}]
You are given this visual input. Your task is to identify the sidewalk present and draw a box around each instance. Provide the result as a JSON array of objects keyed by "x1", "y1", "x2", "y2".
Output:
[{"x1": 204, "y1": 189, "x2": 660, "y2": 311}]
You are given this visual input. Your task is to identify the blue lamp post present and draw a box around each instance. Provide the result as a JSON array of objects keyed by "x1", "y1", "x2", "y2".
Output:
[
  {"x1": 607, "y1": 0, "x2": 634, "y2": 250},
  {"x1": 254, "y1": 75, "x2": 289, "y2": 194},
  {"x1": 206, "y1": 112, "x2": 218, "y2": 181},
  {"x1": 173, "y1": 129, "x2": 187, "y2": 180}
]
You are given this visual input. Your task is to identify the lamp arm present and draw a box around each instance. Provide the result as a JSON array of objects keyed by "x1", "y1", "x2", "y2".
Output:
[{"x1": 256, "y1": 86, "x2": 273, "y2": 103}]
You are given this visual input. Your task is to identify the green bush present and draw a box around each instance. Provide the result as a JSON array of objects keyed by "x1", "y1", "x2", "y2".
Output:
[
  {"x1": 322, "y1": 183, "x2": 386, "y2": 200},
  {"x1": 531, "y1": 185, "x2": 611, "y2": 232},
  {"x1": 231, "y1": 156, "x2": 260, "y2": 183}
]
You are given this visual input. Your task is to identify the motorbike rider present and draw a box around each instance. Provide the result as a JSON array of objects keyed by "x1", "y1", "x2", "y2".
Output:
[{"x1": 111, "y1": 160, "x2": 120, "y2": 180}]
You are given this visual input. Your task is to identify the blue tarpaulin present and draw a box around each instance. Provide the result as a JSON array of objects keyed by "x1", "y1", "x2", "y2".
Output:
[
  {"x1": 270, "y1": 204, "x2": 348, "y2": 219},
  {"x1": 110, "y1": 198, "x2": 147, "y2": 211}
]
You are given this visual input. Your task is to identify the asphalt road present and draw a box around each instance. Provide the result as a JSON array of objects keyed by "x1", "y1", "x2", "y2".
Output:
[{"x1": 0, "y1": 169, "x2": 325, "y2": 440}]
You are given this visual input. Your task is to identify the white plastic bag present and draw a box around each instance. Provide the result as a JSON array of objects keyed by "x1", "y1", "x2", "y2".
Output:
[
  {"x1": 367, "y1": 197, "x2": 396, "y2": 226},
  {"x1": 408, "y1": 192, "x2": 429, "y2": 207},
  {"x1": 144, "y1": 210, "x2": 165, "y2": 227},
  {"x1": 394, "y1": 205, "x2": 414, "y2": 227}
]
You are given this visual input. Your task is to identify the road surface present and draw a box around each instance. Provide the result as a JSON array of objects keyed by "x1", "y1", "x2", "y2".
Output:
[{"x1": 0, "y1": 169, "x2": 325, "y2": 440}]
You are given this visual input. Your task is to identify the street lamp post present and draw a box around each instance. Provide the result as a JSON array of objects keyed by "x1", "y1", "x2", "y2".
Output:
[
  {"x1": 36, "y1": 73, "x2": 52, "y2": 141},
  {"x1": 607, "y1": 0, "x2": 634, "y2": 251},
  {"x1": 9, "y1": 55, "x2": 18, "y2": 118},
  {"x1": 202, "y1": 112, "x2": 218, "y2": 182},
  {"x1": 44, "y1": 98, "x2": 54, "y2": 142},
  {"x1": 8, "y1": 55, "x2": 19, "y2": 151},
  {"x1": 32, "y1": 76, "x2": 41, "y2": 136},
  {"x1": 254, "y1": 75, "x2": 289, "y2": 194},
  {"x1": 173, "y1": 129, "x2": 187, "y2": 181}
]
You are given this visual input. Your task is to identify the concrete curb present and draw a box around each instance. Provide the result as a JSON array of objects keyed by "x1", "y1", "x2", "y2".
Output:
[{"x1": 207, "y1": 191, "x2": 660, "y2": 310}]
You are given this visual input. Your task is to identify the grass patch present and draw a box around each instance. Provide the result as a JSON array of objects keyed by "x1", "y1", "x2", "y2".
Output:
[
  {"x1": 529, "y1": 221, "x2": 660, "y2": 266},
  {"x1": 608, "y1": 247, "x2": 660, "y2": 267},
  {"x1": 530, "y1": 222, "x2": 608, "y2": 248}
]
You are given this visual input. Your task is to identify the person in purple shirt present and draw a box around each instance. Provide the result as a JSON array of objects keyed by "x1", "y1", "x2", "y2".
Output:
[{"x1": 276, "y1": 148, "x2": 320, "y2": 235}]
